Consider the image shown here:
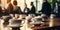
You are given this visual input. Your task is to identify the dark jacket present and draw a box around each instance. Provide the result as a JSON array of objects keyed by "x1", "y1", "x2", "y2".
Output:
[
  {"x1": 58, "y1": 6, "x2": 60, "y2": 14},
  {"x1": 54, "y1": 6, "x2": 60, "y2": 17},
  {"x1": 0, "y1": 6, "x2": 2, "y2": 14},
  {"x1": 0, "y1": 6, "x2": 3, "y2": 17},
  {"x1": 30, "y1": 5, "x2": 36, "y2": 14},
  {"x1": 41, "y1": 2, "x2": 51, "y2": 16}
]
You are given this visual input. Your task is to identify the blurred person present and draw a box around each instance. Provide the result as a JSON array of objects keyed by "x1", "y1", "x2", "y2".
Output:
[
  {"x1": 2, "y1": 0, "x2": 13, "y2": 15},
  {"x1": 6, "y1": 0, "x2": 13, "y2": 14},
  {"x1": 13, "y1": 0, "x2": 22, "y2": 14},
  {"x1": 10, "y1": 0, "x2": 22, "y2": 29},
  {"x1": 30, "y1": 2, "x2": 36, "y2": 14},
  {"x1": 40, "y1": 0, "x2": 51, "y2": 17},
  {"x1": 23, "y1": 3, "x2": 30, "y2": 15},
  {"x1": 54, "y1": 2, "x2": 60, "y2": 17}
]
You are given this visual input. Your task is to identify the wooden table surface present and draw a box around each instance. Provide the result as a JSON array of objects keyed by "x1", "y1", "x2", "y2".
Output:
[{"x1": 27, "y1": 18, "x2": 60, "y2": 30}]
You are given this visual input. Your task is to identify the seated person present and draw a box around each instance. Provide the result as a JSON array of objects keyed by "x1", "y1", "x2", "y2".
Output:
[
  {"x1": 13, "y1": 0, "x2": 22, "y2": 14},
  {"x1": 54, "y1": 2, "x2": 60, "y2": 17},
  {"x1": 23, "y1": 3, "x2": 30, "y2": 15},
  {"x1": 30, "y1": 2, "x2": 36, "y2": 14},
  {"x1": 40, "y1": 0, "x2": 51, "y2": 17},
  {"x1": 6, "y1": 0, "x2": 13, "y2": 14}
]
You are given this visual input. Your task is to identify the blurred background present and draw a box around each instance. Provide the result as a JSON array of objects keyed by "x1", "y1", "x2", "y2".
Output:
[
  {"x1": 0, "y1": 0, "x2": 60, "y2": 30},
  {"x1": 0, "y1": 0, "x2": 60, "y2": 14}
]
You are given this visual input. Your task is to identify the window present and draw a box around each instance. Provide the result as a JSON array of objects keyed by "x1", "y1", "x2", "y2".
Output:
[{"x1": 37, "y1": 0, "x2": 43, "y2": 13}]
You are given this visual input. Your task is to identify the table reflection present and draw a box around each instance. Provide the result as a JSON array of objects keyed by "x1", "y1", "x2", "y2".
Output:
[{"x1": 0, "y1": 14, "x2": 60, "y2": 30}]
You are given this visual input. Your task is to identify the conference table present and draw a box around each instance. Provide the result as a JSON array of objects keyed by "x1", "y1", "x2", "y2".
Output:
[
  {"x1": 0, "y1": 14, "x2": 60, "y2": 30},
  {"x1": 27, "y1": 18, "x2": 60, "y2": 30}
]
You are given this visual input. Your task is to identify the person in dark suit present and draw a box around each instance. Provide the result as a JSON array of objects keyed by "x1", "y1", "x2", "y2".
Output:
[
  {"x1": 41, "y1": 0, "x2": 51, "y2": 17},
  {"x1": 23, "y1": 3, "x2": 30, "y2": 15},
  {"x1": 30, "y1": 2, "x2": 36, "y2": 14},
  {"x1": 54, "y1": 2, "x2": 60, "y2": 17},
  {"x1": 13, "y1": 0, "x2": 22, "y2": 14},
  {"x1": 7, "y1": 3, "x2": 13, "y2": 14}
]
